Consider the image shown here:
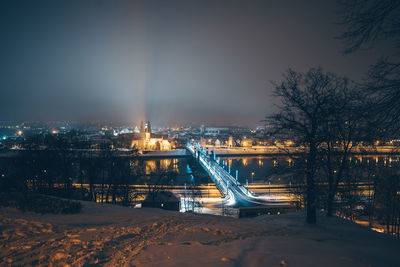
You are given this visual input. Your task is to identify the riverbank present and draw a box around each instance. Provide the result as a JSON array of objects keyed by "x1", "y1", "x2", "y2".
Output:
[
  {"x1": 205, "y1": 146, "x2": 400, "y2": 156},
  {"x1": 1, "y1": 200, "x2": 398, "y2": 266}
]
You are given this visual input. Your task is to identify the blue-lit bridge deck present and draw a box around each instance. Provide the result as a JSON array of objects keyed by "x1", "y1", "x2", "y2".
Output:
[{"x1": 186, "y1": 143, "x2": 291, "y2": 208}]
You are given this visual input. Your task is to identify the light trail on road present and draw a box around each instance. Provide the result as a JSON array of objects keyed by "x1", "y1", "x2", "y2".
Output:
[{"x1": 187, "y1": 143, "x2": 291, "y2": 208}]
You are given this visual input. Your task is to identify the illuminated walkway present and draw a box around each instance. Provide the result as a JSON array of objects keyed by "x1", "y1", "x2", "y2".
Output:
[{"x1": 186, "y1": 142, "x2": 289, "y2": 207}]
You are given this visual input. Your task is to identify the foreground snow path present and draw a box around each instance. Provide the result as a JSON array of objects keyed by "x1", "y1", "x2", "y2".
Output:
[{"x1": 1, "y1": 201, "x2": 399, "y2": 267}]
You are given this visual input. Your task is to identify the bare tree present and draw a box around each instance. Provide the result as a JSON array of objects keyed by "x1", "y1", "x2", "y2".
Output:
[
  {"x1": 338, "y1": 0, "x2": 400, "y2": 133},
  {"x1": 319, "y1": 84, "x2": 371, "y2": 217},
  {"x1": 338, "y1": 0, "x2": 400, "y2": 54},
  {"x1": 337, "y1": 1, "x2": 400, "y2": 234},
  {"x1": 365, "y1": 60, "x2": 400, "y2": 132},
  {"x1": 267, "y1": 67, "x2": 350, "y2": 223},
  {"x1": 144, "y1": 170, "x2": 177, "y2": 203}
]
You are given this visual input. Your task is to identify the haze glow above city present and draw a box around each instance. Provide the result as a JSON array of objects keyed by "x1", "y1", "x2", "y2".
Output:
[{"x1": 0, "y1": 0, "x2": 392, "y2": 126}]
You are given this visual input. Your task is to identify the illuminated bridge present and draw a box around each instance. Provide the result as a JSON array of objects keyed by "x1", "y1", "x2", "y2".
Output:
[{"x1": 186, "y1": 142, "x2": 290, "y2": 208}]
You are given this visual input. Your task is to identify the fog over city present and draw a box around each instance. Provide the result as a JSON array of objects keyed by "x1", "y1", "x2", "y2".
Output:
[{"x1": 0, "y1": 0, "x2": 393, "y2": 126}]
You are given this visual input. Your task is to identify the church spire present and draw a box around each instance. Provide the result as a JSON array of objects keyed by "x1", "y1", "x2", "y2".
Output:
[{"x1": 146, "y1": 121, "x2": 151, "y2": 133}]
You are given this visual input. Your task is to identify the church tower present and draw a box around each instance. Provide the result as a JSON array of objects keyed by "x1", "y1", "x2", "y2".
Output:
[
  {"x1": 146, "y1": 121, "x2": 151, "y2": 133},
  {"x1": 145, "y1": 121, "x2": 151, "y2": 142}
]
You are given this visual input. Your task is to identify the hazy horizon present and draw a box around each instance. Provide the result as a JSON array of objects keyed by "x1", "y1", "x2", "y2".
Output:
[{"x1": 0, "y1": 0, "x2": 394, "y2": 126}]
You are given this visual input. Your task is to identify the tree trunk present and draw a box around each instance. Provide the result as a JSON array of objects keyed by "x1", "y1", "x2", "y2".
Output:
[
  {"x1": 306, "y1": 143, "x2": 317, "y2": 224},
  {"x1": 327, "y1": 191, "x2": 335, "y2": 217}
]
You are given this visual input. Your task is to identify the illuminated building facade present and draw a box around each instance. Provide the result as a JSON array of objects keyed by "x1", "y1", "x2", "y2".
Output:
[{"x1": 124, "y1": 121, "x2": 171, "y2": 151}]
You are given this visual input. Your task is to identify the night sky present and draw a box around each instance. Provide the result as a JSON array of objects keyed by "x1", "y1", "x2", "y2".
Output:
[{"x1": 0, "y1": 0, "x2": 392, "y2": 126}]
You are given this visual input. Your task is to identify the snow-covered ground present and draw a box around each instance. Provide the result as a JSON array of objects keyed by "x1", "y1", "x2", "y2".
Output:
[{"x1": 1, "y1": 201, "x2": 399, "y2": 267}]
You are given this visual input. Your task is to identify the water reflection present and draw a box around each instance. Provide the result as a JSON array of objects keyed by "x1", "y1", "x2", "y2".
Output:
[
  {"x1": 130, "y1": 158, "x2": 211, "y2": 185},
  {"x1": 219, "y1": 155, "x2": 400, "y2": 185},
  {"x1": 258, "y1": 159, "x2": 263, "y2": 167},
  {"x1": 145, "y1": 160, "x2": 157, "y2": 175}
]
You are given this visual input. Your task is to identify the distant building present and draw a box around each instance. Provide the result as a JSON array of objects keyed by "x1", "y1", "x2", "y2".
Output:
[
  {"x1": 120, "y1": 121, "x2": 172, "y2": 151},
  {"x1": 200, "y1": 124, "x2": 205, "y2": 134},
  {"x1": 241, "y1": 138, "x2": 253, "y2": 147},
  {"x1": 228, "y1": 136, "x2": 234, "y2": 147},
  {"x1": 202, "y1": 126, "x2": 230, "y2": 136}
]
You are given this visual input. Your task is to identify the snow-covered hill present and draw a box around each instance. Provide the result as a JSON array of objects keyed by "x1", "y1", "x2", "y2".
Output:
[{"x1": 1, "y1": 201, "x2": 398, "y2": 266}]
